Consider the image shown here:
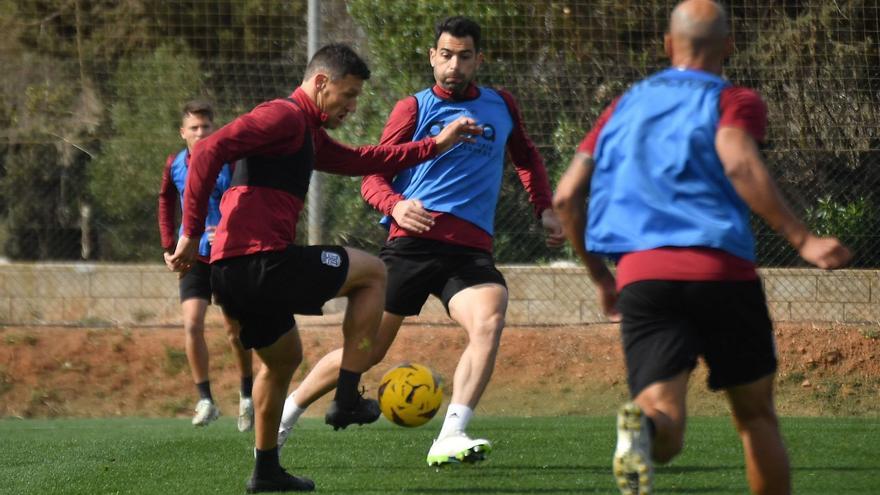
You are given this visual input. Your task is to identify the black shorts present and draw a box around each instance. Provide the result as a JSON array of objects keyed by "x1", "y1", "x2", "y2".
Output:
[
  {"x1": 617, "y1": 279, "x2": 777, "y2": 397},
  {"x1": 179, "y1": 260, "x2": 213, "y2": 302},
  {"x1": 380, "y1": 237, "x2": 506, "y2": 316},
  {"x1": 211, "y1": 245, "x2": 349, "y2": 350}
]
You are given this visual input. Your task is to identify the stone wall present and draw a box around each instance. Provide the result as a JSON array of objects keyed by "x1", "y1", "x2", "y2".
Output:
[{"x1": 0, "y1": 263, "x2": 875, "y2": 326}]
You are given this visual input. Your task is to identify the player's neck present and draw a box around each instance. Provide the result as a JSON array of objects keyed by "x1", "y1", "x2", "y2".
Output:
[
  {"x1": 670, "y1": 56, "x2": 723, "y2": 75},
  {"x1": 432, "y1": 83, "x2": 478, "y2": 101}
]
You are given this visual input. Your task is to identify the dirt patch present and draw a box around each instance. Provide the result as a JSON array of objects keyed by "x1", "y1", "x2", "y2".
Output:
[{"x1": 0, "y1": 322, "x2": 878, "y2": 418}]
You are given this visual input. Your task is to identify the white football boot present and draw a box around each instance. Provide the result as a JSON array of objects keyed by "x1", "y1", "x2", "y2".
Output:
[
  {"x1": 613, "y1": 402, "x2": 653, "y2": 495},
  {"x1": 426, "y1": 432, "x2": 492, "y2": 466},
  {"x1": 192, "y1": 399, "x2": 220, "y2": 426},
  {"x1": 238, "y1": 396, "x2": 255, "y2": 432}
]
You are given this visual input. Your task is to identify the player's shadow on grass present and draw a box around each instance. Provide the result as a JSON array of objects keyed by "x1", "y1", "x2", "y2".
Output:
[
  {"x1": 334, "y1": 489, "x2": 613, "y2": 494},
  {"x1": 665, "y1": 464, "x2": 879, "y2": 475},
  {"x1": 336, "y1": 488, "x2": 730, "y2": 494},
  {"x1": 476, "y1": 464, "x2": 609, "y2": 473},
  {"x1": 662, "y1": 464, "x2": 743, "y2": 474},
  {"x1": 791, "y1": 466, "x2": 879, "y2": 472}
]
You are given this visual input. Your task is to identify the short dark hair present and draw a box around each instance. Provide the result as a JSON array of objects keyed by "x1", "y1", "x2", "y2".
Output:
[
  {"x1": 182, "y1": 100, "x2": 214, "y2": 123},
  {"x1": 435, "y1": 16, "x2": 482, "y2": 52},
  {"x1": 304, "y1": 43, "x2": 371, "y2": 81}
]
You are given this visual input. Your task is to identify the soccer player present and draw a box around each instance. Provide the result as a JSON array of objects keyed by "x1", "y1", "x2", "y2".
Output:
[
  {"x1": 278, "y1": 16, "x2": 565, "y2": 466},
  {"x1": 157, "y1": 101, "x2": 255, "y2": 431},
  {"x1": 552, "y1": 1, "x2": 852, "y2": 494},
  {"x1": 168, "y1": 44, "x2": 481, "y2": 493}
]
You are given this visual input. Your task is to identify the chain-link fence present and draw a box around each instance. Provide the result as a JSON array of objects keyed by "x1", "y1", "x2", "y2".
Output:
[{"x1": 0, "y1": 1, "x2": 877, "y2": 324}]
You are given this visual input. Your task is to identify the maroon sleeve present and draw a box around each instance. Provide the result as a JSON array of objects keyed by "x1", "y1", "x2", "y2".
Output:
[
  {"x1": 183, "y1": 102, "x2": 307, "y2": 237},
  {"x1": 719, "y1": 86, "x2": 768, "y2": 143},
  {"x1": 577, "y1": 97, "x2": 621, "y2": 156},
  {"x1": 360, "y1": 97, "x2": 418, "y2": 215},
  {"x1": 379, "y1": 96, "x2": 418, "y2": 147},
  {"x1": 498, "y1": 89, "x2": 552, "y2": 218},
  {"x1": 314, "y1": 132, "x2": 435, "y2": 176},
  {"x1": 313, "y1": 94, "x2": 434, "y2": 181},
  {"x1": 157, "y1": 154, "x2": 179, "y2": 251}
]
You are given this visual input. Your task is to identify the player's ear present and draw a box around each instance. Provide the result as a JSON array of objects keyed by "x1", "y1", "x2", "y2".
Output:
[
  {"x1": 314, "y1": 73, "x2": 328, "y2": 91},
  {"x1": 429, "y1": 47, "x2": 437, "y2": 67}
]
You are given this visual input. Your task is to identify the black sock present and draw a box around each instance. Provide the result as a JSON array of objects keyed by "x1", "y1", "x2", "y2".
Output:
[
  {"x1": 333, "y1": 369, "x2": 362, "y2": 409},
  {"x1": 254, "y1": 447, "x2": 281, "y2": 478},
  {"x1": 195, "y1": 381, "x2": 213, "y2": 401},
  {"x1": 241, "y1": 376, "x2": 254, "y2": 399}
]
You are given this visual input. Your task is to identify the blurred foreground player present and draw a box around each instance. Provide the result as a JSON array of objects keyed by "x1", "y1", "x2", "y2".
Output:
[{"x1": 553, "y1": 1, "x2": 851, "y2": 494}]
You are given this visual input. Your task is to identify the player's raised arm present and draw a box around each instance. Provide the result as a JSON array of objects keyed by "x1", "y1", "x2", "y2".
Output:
[
  {"x1": 715, "y1": 126, "x2": 852, "y2": 269},
  {"x1": 315, "y1": 116, "x2": 481, "y2": 177}
]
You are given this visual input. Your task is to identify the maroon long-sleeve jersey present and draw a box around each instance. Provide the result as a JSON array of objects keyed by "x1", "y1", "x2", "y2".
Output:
[{"x1": 183, "y1": 87, "x2": 439, "y2": 262}]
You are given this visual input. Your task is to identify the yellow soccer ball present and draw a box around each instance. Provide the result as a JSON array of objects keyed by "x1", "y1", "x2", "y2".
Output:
[{"x1": 377, "y1": 363, "x2": 444, "y2": 427}]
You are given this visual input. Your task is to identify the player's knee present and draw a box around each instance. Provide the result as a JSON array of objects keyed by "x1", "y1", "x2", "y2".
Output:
[
  {"x1": 346, "y1": 249, "x2": 386, "y2": 285},
  {"x1": 468, "y1": 316, "x2": 504, "y2": 352},
  {"x1": 648, "y1": 413, "x2": 685, "y2": 463},
  {"x1": 733, "y1": 402, "x2": 778, "y2": 433},
  {"x1": 264, "y1": 351, "x2": 302, "y2": 378},
  {"x1": 468, "y1": 313, "x2": 505, "y2": 347},
  {"x1": 364, "y1": 254, "x2": 387, "y2": 283},
  {"x1": 183, "y1": 319, "x2": 205, "y2": 337},
  {"x1": 280, "y1": 358, "x2": 301, "y2": 377},
  {"x1": 487, "y1": 312, "x2": 505, "y2": 331}
]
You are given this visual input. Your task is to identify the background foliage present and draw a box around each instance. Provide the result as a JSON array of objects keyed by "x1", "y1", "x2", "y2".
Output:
[{"x1": 0, "y1": 0, "x2": 877, "y2": 266}]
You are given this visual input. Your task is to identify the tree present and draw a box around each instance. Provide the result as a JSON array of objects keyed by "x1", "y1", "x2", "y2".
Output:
[
  {"x1": 0, "y1": 3, "x2": 100, "y2": 259},
  {"x1": 88, "y1": 43, "x2": 205, "y2": 260}
]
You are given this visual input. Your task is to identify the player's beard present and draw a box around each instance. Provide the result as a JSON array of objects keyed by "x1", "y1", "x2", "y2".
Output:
[{"x1": 441, "y1": 77, "x2": 470, "y2": 97}]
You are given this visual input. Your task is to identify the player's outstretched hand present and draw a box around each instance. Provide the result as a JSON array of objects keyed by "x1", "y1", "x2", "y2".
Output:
[
  {"x1": 433, "y1": 116, "x2": 482, "y2": 153},
  {"x1": 391, "y1": 199, "x2": 434, "y2": 234},
  {"x1": 798, "y1": 234, "x2": 852, "y2": 269},
  {"x1": 167, "y1": 235, "x2": 198, "y2": 274},
  {"x1": 541, "y1": 209, "x2": 566, "y2": 248}
]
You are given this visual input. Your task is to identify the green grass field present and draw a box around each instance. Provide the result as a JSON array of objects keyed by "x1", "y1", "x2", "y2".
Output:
[{"x1": 1, "y1": 416, "x2": 877, "y2": 494}]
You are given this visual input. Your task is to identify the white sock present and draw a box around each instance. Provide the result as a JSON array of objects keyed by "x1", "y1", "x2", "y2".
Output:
[
  {"x1": 279, "y1": 392, "x2": 306, "y2": 431},
  {"x1": 438, "y1": 403, "x2": 474, "y2": 439}
]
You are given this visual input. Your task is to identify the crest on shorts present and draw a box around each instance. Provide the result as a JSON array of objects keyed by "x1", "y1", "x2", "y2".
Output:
[{"x1": 321, "y1": 251, "x2": 342, "y2": 268}]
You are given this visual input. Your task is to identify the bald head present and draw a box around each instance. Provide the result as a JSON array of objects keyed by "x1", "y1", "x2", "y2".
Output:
[
  {"x1": 665, "y1": 0, "x2": 731, "y2": 73},
  {"x1": 671, "y1": 0, "x2": 728, "y2": 39}
]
